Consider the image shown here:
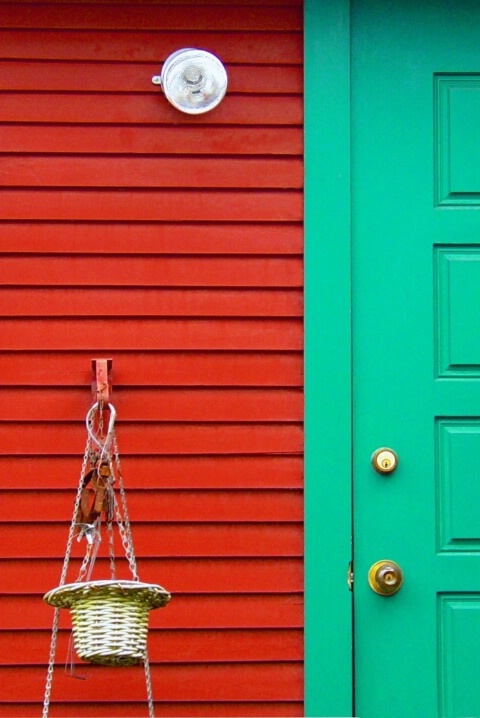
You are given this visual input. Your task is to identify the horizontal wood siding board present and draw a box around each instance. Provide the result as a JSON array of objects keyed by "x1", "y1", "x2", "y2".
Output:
[
  {"x1": 0, "y1": 288, "x2": 303, "y2": 317},
  {"x1": 152, "y1": 594, "x2": 305, "y2": 629},
  {"x1": 0, "y1": 190, "x2": 303, "y2": 221},
  {"x1": 0, "y1": 31, "x2": 302, "y2": 63},
  {"x1": 0, "y1": 223, "x2": 303, "y2": 255},
  {"x1": 0, "y1": 94, "x2": 303, "y2": 125},
  {"x1": 0, "y1": 523, "x2": 304, "y2": 558},
  {"x1": 0, "y1": 703, "x2": 304, "y2": 718},
  {"x1": 0, "y1": 628, "x2": 304, "y2": 665},
  {"x1": 0, "y1": 422, "x2": 303, "y2": 454},
  {"x1": 0, "y1": 157, "x2": 303, "y2": 189},
  {"x1": 0, "y1": 352, "x2": 304, "y2": 387},
  {"x1": 0, "y1": 126, "x2": 304, "y2": 154},
  {"x1": 0, "y1": 664, "x2": 304, "y2": 702},
  {"x1": 2, "y1": 593, "x2": 304, "y2": 630},
  {"x1": 0, "y1": 318, "x2": 303, "y2": 350},
  {"x1": 2, "y1": 5, "x2": 298, "y2": 29},
  {"x1": 0, "y1": 387, "x2": 304, "y2": 420},
  {"x1": 0, "y1": 4, "x2": 302, "y2": 30},
  {"x1": 2, "y1": 557, "x2": 304, "y2": 594},
  {"x1": 0, "y1": 455, "x2": 303, "y2": 489},
  {"x1": 0, "y1": 62, "x2": 303, "y2": 94},
  {"x1": 1, "y1": 489, "x2": 303, "y2": 522},
  {"x1": 0, "y1": 256, "x2": 303, "y2": 286}
]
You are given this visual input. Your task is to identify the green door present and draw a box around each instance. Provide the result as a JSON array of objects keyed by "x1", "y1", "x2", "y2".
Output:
[{"x1": 352, "y1": 1, "x2": 480, "y2": 716}]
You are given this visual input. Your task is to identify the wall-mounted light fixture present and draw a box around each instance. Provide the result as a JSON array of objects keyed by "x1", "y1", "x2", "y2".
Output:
[{"x1": 152, "y1": 48, "x2": 228, "y2": 115}]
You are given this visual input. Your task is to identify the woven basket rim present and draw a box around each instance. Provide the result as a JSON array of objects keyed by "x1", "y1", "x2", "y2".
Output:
[{"x1": 43, "y1": 579, "x2": 171, "y2": 610}]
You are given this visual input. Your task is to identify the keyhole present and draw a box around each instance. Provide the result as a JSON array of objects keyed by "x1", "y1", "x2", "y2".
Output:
[
  {"x1": 369, "y1": 559, "x2": 404, "y2": 595},
  {"x1": 372, "y1": 448, "x2": 398, "y2": 474}
]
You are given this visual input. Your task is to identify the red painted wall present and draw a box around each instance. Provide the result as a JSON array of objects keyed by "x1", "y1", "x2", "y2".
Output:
[{"x1": 0, "y1": 1, "x2": 303, "y2": 715}]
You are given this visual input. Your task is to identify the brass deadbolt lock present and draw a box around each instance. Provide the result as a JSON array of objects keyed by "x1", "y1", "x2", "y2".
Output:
[
  {"x1": 368, "y1": 560, "x2": 404, "y2": 596},
  {"x1": 371, "y1": 447, "x2": 398, "y2": 474}
]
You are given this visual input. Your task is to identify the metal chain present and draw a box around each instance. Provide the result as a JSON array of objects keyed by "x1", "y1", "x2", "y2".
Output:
[
  {"x1": 76, "y1": 516, "x2": 102, "y2": 583},
  {"x1": 144, "y1": 649, "x2": 155, "y2": 718},
  {"x1": 76, "y1": 536, "x2": 95, "y2": 583},
  {"x1": 104, "y1": 460, "x2": 117, "y2": 579},
  {"x1": 112, "y1": 432, "x2": 153, "y2": 714},
  {"x1": 42, "y1": 608, "x2": 61, "y2": 718},
  {"x1": 98, "y1": 401, "x2": 105, "y2": 442},
  {"x1": 107, "y1": 519, "x2": 116, "y2": 579},
  {"x1": 43, "y1": 401, "x2": 153, "y2": 716},
  {"x1": 43, "y1": 430, "x2": 93, "y2": 717},
  {"x1": 60, "y1": 438, "x2": 94, "y2": 586},
  {"x1": 112, "y1": 433, "x2": 139, "y2": 580}
]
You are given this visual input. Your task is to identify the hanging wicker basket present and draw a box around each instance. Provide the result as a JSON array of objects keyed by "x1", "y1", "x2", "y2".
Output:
[{"x1": 44, "y1": 580, "x2": 171, "y2": 666}]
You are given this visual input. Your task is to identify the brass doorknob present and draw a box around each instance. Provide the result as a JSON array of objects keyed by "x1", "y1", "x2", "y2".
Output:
[
  {"x1": 368, "y1": 560, "x2": 404, "y2": 596},
  {"x1": 371, "y1": 447, "x2": 398, "y2": 474}
]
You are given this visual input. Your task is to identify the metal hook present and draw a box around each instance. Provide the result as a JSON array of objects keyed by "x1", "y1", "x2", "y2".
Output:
[{"x1": 86, "y1": 402, "x2": 116, "y2": 459}]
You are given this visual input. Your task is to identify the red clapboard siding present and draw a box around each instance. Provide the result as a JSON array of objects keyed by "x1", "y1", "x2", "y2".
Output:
[
  {"x1": 0, "y1": 318, "x2": 303, "y2": 350},
  {"x1": 0, "y1": 628, "x2": 304, "y2": 664},
  {"x1": 0, "y1": 352, "x2": 304, "y2": 387},
  {"x1": 0, "y1": 387, "x2": 303, "y2": 420},
  {"x1": 0, "y1": 703, "x2": 304, "y2": 718},
  {"x1": 0, "y1": 455, "x2": 304, "y2": 489},
  {"x1": 0, "y1": 31, "x2": 302, "y2": 63},
  {"x1": 0, "y1": 288, "x2": 303, "y2": 317},
  {"x1": 1, "y1": 490, "x2": 304, "y2": 522},
  {"x1": 0, "y1": 126, "x2": 303, "y2": 155},
  {"x1": 0, "y1": 224, "x2": 303, "y2": 254},
  {"x1": 0, "y1": 1, "x2": 303, "y2": 715},
  {"x1": 0, "y1": 422, "x2": 303, "y2": 454},
  {"x1": 0, "y1": 256, "x2": 302, "y2": 286},
  {"x1": 0, "y1": 4, "x2": 302, "y2": 30},
  {"x1": 0, "y1": 664, "x2": 304, "y2": 702},
  {"x1": 0, "y1": 156, "x2": 303, "y2": 188},
  {"x1": 2, "y1": 558, "x2": 304, "y2": 594},
  {"x1": 0, "y1": 94, "x2": 303, "y2": 124},
  {"x1": 0, "y1": 523, "x2": 304, "y2": 558},
  {"x1": 2, "y1": 593, "x2": 304, "y2": 630},
  {"x1": 0, "y1": 62, "x2": 303, "y2": 94},
  {"x1": 0, "y1": 189, "x2": 303, "y2": 221}
]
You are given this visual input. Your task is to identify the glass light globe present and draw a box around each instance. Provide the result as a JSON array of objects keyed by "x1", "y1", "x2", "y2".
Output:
[{"x1": 152, "y1": 48, "x2": 228, "y2": 115}]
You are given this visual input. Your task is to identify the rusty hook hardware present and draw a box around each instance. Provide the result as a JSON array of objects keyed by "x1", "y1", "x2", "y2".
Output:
[{"x1": 91, "y1": 358, "x2": 113, "y2": 405}]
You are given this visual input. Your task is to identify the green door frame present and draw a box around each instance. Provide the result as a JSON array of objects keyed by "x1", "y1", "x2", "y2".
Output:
[{"x1": 304, "y1": 0, "x2": 353, "y2": 715}]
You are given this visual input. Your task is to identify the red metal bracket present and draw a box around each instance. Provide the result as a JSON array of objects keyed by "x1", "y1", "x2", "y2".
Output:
[{"x1": 91, "y1": 358, "x2": 113, "y2": 405}]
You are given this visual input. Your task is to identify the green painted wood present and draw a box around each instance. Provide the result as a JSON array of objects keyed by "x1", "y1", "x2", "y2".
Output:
[
  {"x1": 351, "y1": 1, "x2": 480, "y2": 716},
  {"x1": 304, "y1": 0, "x2": 353, "y2": 716}
]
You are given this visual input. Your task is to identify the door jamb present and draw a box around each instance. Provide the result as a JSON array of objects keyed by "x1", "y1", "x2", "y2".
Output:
[{"x1": 304, "y1": 0, "x2": 353, "y2": 714}]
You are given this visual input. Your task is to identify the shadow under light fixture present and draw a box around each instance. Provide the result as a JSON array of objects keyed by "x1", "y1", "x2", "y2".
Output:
[{"x1": 152, "y1": 48, "x2": 228, "y2": 115}]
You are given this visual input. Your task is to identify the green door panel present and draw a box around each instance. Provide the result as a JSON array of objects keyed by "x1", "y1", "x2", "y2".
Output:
[
  {"x1": 305, "y1": 1, "x2": 480, "y2": 716},
  {"x1": 351, "y1": 1, "x2": 480, "y2": 717}
]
